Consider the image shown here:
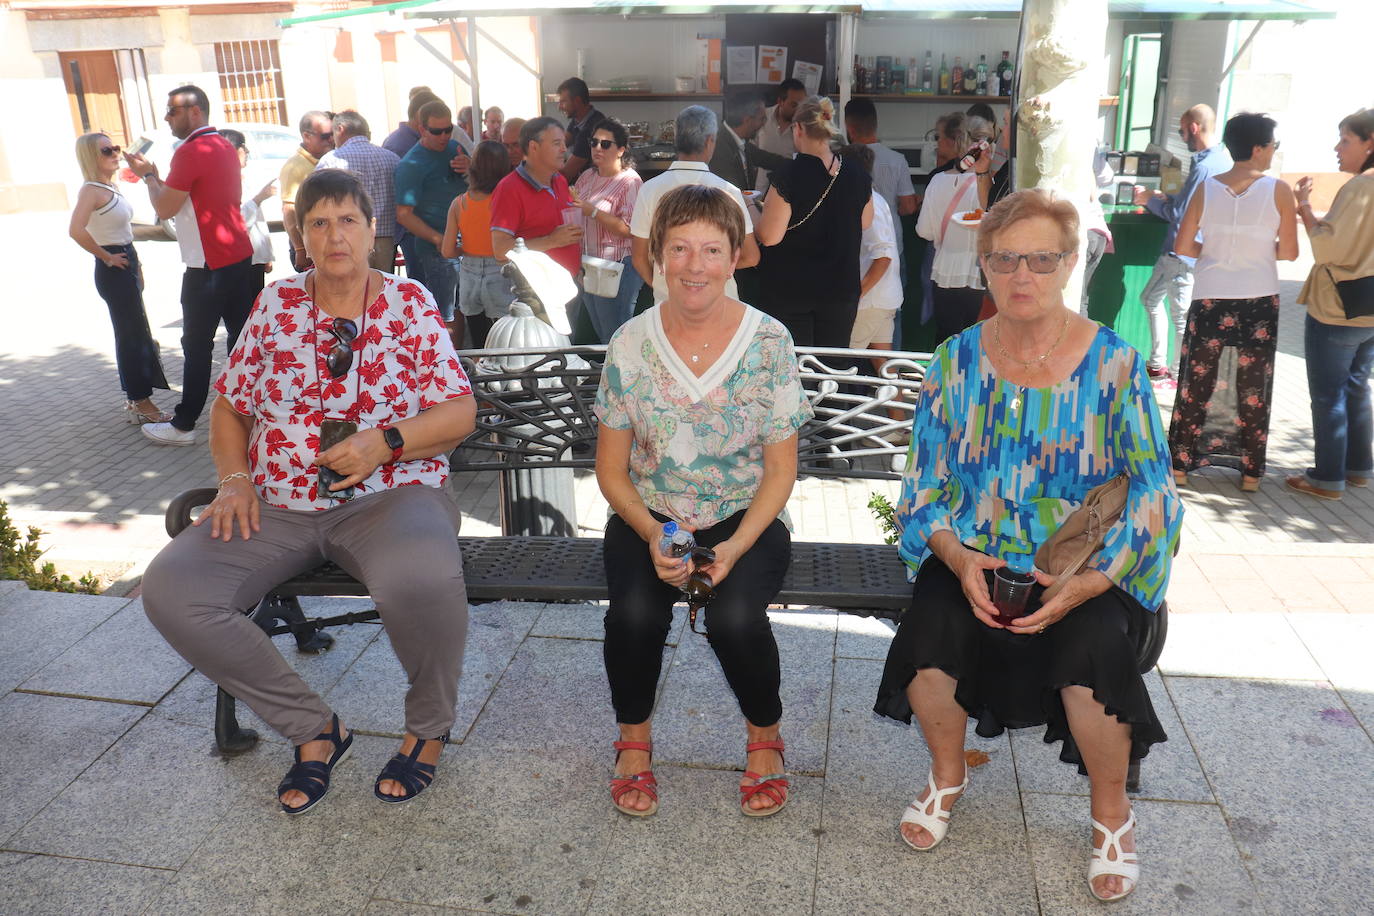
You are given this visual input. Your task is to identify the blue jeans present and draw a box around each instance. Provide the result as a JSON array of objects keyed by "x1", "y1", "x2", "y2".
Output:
[
  {"x1": 1304, "y1": 314, "x2": 1374, "y2": 490},
  {"x1": 413, "y1": 244, "x2": 459, "y2": 321},
  {"x1": 398, "y1": 233, "x2": 424, "y2": 287},
  {"x1": 580, "y1": 254, "x2": 643, "y2": 344}
]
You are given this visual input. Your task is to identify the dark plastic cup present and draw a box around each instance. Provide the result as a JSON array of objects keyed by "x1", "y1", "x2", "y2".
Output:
[{"x1": 992, "y1": 567, "x2": 1036, "y2": 625}]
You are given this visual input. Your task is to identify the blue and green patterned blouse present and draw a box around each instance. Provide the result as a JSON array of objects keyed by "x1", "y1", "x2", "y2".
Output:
[{"x1": 897, "y1": 323, "x2": 1183, "y2": 611}]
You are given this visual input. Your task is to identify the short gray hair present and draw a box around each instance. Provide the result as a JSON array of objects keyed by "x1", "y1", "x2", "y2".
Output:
[
  {"x1": 675, "y1": 105, "x2": 718, "y2": 156},
  {"x1": 332, "y1": 110, "x2": 369, "y2": 141}
]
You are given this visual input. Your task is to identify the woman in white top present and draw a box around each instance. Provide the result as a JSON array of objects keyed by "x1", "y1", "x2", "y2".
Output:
[
  {"x1": 916, "y1": 115, "x2": 995, "y2": 342},
  {"x1": 220, "y1": 129, "x2": 276, "y2": 299},
  {"x1": 1168, "y1": 113, "x2": 1299, "y2": 492},
  {"x1": 572, "y1": 118, "x2": 644, "y2": 343},
  {"x1": 68, "y1": 132, "x2": 170, "y2": 424}
]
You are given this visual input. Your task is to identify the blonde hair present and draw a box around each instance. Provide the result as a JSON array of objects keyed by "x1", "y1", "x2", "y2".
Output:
[
  {"x1": 74, "y1": 132, "x2": 110, "y2": 183},
  {"x1": 791, "y1": 95, "x2": 840, "y2": 144},
  {"x1": 977, "y1": 189, "x2": 1080, "y2": 256}
]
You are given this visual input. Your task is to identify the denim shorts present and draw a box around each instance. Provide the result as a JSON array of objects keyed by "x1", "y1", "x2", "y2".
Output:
[{"x1": 458, "y1": 255, "x2": 514, "y2": 319}]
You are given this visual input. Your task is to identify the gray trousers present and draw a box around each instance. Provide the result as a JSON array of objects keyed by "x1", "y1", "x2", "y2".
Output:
[{"x1": 143, "y1": 486, "x2": 468, "y2": 746}]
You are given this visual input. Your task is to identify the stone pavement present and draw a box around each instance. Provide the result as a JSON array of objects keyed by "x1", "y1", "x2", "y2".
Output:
[{"x1": 2, "y1": 213, "x2": 1373, "y2": 913}]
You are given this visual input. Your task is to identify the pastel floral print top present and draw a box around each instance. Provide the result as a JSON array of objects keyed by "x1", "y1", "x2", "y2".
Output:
[
  {"x1": 216, "y1": 272, "x2": 473, "y2": 511},
  {"x1": 595, "y1": 304, "x2": 813, "y2": 530},
  {"x1": 897, "y1": 323, "x2": 1183, "y2": 611}
]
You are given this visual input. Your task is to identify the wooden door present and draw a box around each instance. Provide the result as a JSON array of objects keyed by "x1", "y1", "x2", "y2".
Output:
[{"x1": 59, "y1": 50, "x2": 130, "y2": 146}]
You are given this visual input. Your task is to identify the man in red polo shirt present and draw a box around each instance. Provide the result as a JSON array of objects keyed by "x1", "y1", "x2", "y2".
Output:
[
  {"x1": 126, "y1": 84, "x2": 255, "y2": 446},
  {"x1": 490, "y1": 116, "x2": 583, "y2": 286}
]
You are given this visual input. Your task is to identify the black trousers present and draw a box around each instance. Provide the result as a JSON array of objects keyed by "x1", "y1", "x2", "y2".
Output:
[
  {"x1": 93, "y1": 244, "x2": 168, "y2": 401},
  {"x1": 603, "y1": 509, "x2": 790, "y2": 727},
  {"x1": 172, "y1": 256, "x2": 257, "y2": 432},
  {"x1": 931, "y1": 285, "x2": 986, "y2": 344},
  {"x1": 763, "y1": 297, "x2": 859, "y2": 349}
]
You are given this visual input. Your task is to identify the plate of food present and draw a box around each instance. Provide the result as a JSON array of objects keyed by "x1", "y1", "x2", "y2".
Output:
[{"x1": 953, "y1": 208, "x2": 985, "y2": 227}]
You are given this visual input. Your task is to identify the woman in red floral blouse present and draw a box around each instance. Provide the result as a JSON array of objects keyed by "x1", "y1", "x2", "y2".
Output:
[{"x1": 142, "y1": 169, "x2": 477, "y2": 815}]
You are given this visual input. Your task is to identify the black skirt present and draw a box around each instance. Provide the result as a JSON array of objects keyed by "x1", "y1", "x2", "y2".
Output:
[{"x1": 873, "y1": 556, "x2": 1166, "y2": 773}]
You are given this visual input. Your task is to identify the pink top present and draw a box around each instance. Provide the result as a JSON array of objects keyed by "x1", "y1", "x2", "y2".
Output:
[
  {"x1": 574, "y1": 167, "x2": 641, "y2": 263},
  {"x1": 215, "y1": 272, "x2": 473, "y2": 511}
]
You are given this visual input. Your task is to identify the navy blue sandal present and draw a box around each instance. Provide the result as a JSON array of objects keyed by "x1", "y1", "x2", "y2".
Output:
[
  {"x1": 277, "y1": 713, "x2": 353, "y2": 815},
  {"x1": 374, "y1": 734, "x2": 447, "y2": 804}
]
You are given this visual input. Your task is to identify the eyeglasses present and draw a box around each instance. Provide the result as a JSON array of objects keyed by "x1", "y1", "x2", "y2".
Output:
[
  {"x1": 982, "y1": 250, "x2": 1071, "y2": 274},
  {"x1": 166, "y1": 104, "x2": 188, "y2": 116},
  {"x1": 326, "y1": 318, "x2": 358, "y2": 378},
  {"x1": 1268, "y1": 139, "x2": 1282, "y2": 150},
  {"x1": 308, "y1": 131, "x2": 332, "y2": 140},
  {"x1": 99, "y1": 145, "x2": 122, "y2": 157},
  {"x1": 426, "y1": 125, "x2": 455, "y2": 136},
  {"x1": 590, "y1": 138, "x2": 617, "y2": 150}
]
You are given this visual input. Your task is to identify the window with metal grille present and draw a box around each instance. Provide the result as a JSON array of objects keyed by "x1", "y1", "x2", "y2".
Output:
[{"x1": 215, "y1": 40, "x2": 288, "y2": 126}]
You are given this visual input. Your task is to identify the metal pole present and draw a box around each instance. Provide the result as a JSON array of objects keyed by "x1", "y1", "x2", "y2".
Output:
[{"x1": 468, "y1": 17, "x2": 482, "y2": 138}]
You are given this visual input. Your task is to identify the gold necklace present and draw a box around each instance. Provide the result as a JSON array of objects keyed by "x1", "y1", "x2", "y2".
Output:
[{"x1": 993, "y1": 315, "x2": 1071, "y2": 411}]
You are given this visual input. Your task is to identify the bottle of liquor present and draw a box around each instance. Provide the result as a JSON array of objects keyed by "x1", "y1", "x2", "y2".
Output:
[
  {"x1": 951, "y1": 56, "x2": 964, "y2": 95},
  {"x1": 997, "y1": 50, "x2": 1014, "y2": 96},
  {"x1": 922, "y1": 50, "x2": 934, "y2": 93},
  {"x1": 963, "y1": 60, "x2": 978, "y2": 95},
  {"x1": 855, "y1": 55, "x2": 867, "y2": 94},
  {"x1": 976, "y1": 54, "x2": 990, "y2": 96},
  {"x1": 938, "y1": 53, "x2": 950, "y2": 94}
]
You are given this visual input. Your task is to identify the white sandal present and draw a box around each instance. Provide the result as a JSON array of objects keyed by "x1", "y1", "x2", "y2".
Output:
[
  {"x1": 898, "y1": 766, "x2": 968, "y2": 851},
  {"x1": 1088, "y1": 809, "x2": 1139, "y2": 902}
]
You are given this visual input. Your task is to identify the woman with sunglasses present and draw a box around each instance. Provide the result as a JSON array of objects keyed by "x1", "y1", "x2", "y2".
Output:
[
  {"x1": 571, "y1": 119, "x2": 644, "y2": 342},
  {"x1": 142, "y1": 168, "x2": 478, "y2": 815},
  {"x1": 69, "y1": 132, "x2": 171, "y2": 424},
  {"x1": 1168, "y1": 113, "x2": 1299, "y2": 493},
  {"x1": 874, "y1": 190, "x2": 1181, "y2": 903}
]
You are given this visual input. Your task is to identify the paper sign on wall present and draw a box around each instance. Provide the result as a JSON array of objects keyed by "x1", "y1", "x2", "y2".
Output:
[
  {"x1": 757, "y1": 45, "x2": 787, "y2": 84},
  {"x1": 792, "y1": 60, "x2": 822, "y2": 96},
  {"x1": 726, "y1": 45, "x2": 756, "y2": 85}
]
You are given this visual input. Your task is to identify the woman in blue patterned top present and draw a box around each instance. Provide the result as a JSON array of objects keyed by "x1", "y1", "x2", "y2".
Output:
[
  {"x1": 873, "y1": 190, "x2": 1182, "y2": 903},
  {"x1": 595, "y1": 185, "x2": 813, "y2": 820}
]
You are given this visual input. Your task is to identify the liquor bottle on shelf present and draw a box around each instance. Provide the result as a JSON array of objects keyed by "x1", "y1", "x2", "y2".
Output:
[
  {"x1": 963, "y1": 60, "x2": 978, "y2": 95},
  {"x1": 922, "y1": 50, "x2": 934, "y2": 93},
  {"x1": 906, "y1": 57, "x2": 919, "y2": 95},
  {"x1": 997, "y1": 50, "x2": 1014, "y2": 96},
  {"x1": 938, "y1": 54, "x2": 950, "y2": 93},
  {"x1": 976, "y1": 54, "x2": 990, "y2": 96},
  {"x1": 951, "y1": 56, "x2": 964, "y2": 95},
  {"x1": 854, "y1": 55, "x2": 867, "y2": 94}
]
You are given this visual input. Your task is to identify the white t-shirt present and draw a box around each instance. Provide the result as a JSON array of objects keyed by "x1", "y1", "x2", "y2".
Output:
[
  {"x1": 866, "y1": 142, "x2": 915, "y2": 252},
  {"x1": 915, "y1": 171, "x2": 984, "y2": 290},
  {"x1": 629, "y1": 161, "x2": 755, "y2": 304},
  {"x1": 860, "y1": 194, "x2": 902, "y2": 311}
]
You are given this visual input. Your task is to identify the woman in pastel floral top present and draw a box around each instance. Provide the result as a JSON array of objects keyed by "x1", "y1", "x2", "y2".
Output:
[
  {"x1": 873, "y1": 190, "x2": 1183, "y2": 903},
  {"x1": 594, "y1": 185, "x2": 812, "y2": 819}
]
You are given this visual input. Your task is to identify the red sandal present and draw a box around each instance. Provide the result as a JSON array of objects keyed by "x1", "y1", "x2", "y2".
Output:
[
  {"x1": 740, "y1": 739, "x2": 789, "y2": 817},
  {"x1": 610, "y1": 740, "x2": 659, "y2": 817}
]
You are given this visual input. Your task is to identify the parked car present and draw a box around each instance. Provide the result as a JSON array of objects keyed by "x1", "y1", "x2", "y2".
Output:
[{"x1": 124, "y1": 122, "x2": 298, "y2": 241}]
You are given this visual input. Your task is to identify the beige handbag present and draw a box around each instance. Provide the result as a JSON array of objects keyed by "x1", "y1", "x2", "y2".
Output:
[{"x1": 1033, "y1": 474, "x2": 1129, "y2": 603}]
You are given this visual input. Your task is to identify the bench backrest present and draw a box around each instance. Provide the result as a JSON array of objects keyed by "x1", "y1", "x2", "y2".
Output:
[{"x1": 455, "y1": 346, "x2": 931, "y2": 481}]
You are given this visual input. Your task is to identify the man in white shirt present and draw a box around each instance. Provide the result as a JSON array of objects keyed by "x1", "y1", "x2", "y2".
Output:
[
  {"x1": 843, "y1": 98, "x2": 917, "y2": 237},
  {"x1": 756, "y1": 79, "x2": 807, "y2": 160},
  {"x1": 630, "y1": 106, "x2": 760, "y2": 304}
]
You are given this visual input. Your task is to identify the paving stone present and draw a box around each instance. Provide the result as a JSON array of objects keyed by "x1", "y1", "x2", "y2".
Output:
[
  {"x1": 363, "y1": 902, "x2": 487, "y2": 915},
  {"x1": 528, "y1": 600, "x2": 688, "y2": 648},
  {"x1": 0, "y1": 590, "x2": 129, "y2": 693},
  {"x1": 1021, "y1": 794, "x2": 1258, "y2": 914},
  {"x1": 1285, "y1": 613, "x2": 1374, "y2": 734},
  {"x1": 0, "y1": 851, "x2": 170, "y2": 916},
  {"x1": 1157, "y1": 612, "x2": 1322, "y2": 680},
  {"x1": 1168, "y1": 675, "x2": 1374, "y2": 914},
  {"x1": 834, "y1": 610, "x2": 898, "y2": 660}
]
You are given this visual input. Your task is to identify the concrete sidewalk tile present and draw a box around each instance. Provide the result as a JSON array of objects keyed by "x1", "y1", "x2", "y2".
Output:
[
  {"x1": 588, "y1": 767, "x2": 822, "y2": 915},
  {"x1": 0, "y1": 591, "x2": 129, "y2": 693},
  {"x1": 6, "y1": 715, "x2": 276, "y2": 869},
  {"x1": 19, "y1": 598, "x2": 190, "y2": 704},
  {"x1": 650, "y1": 608, "x2": 837, "y2": 776},
  {"x1": 1167, "y1": 675, "x2": 1374, "y2": 915},
  {"x1": 1021, "y1": 794, "x2": 1258, "y2": 914},
  {"x1": 0, "y1": 852, "x2": 170, "y2": 916},
  {"x1": 0, "y1": 693, "x2": 147, "y2": 845},
  {"x1": 528, "y1": 600, "x2": 689, "y2": 648},
  {"x1": 1158, "y1": 613, "x2": 1322, "y2": 680},
  {"x1": 1296, "y1": 556, "x2": 1374, "y2": 583},
  {"x1": 1164, "y1": 578, "x2": 1227, "y2": 614},
  {"x1": 144, "y1": 735, "x2": 408, "y2": 915},
  {"x1": 834, "y1": 611, "x2": 898, "y2": 660},
  {"x1": 363, "y1": 901, "x2": 479, "y2": 915},
  {"x1": 1286, "y1": 614, "x2": 1374, "y2": 731},
  {"x1": 1328, "y1": 580, "x2": 1374, "y2": 613},
  {"x1": 374, "y1": 745, "x2": 612, "y2": 915},
  {"x1": 326, "y1": 600, "x2": 540, "y2": 741},
  {"x1": 1008, "y1": 670, "x2": 1213, "y2": 804}
]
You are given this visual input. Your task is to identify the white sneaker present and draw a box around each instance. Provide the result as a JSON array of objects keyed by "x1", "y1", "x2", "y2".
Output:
[{"x1": 141, "y1": 422, "x2": 196, "y2": 447}]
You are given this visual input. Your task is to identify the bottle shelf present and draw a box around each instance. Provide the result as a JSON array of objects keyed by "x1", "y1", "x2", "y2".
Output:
[
  {"x1": 549, "y1": 92, "x2": 723, "y2": 103},
  {"x1": 841, "y1": 94, "x2": 1121, "y2": 106}
]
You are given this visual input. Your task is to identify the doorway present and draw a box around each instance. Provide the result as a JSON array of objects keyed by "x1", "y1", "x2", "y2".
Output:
[
  {"x1": 1116, "y1": 33, "x2": 1161, "y2": 152},
  {"x1": 59, "y1": 51, "x2": 130, "y2": 146}
]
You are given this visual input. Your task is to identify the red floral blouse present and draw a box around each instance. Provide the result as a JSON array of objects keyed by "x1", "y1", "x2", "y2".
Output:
[{"x1": 215, "y1": 272, "x2": 473, "y2": 511}]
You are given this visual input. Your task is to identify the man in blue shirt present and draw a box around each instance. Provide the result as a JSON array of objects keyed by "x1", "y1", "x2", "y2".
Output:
[
  {"x1": 394, "y1": 99, "x2": 469, "y2": 343},
  {"x1": 384, "y1": 89, "x2": 438, "y2": 287},
  {"x1": 1134, "y1": 103, "x2": 1231, "y2": 384}
]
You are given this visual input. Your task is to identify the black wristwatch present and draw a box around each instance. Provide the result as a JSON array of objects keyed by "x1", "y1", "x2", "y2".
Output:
[{"x1": 382, "y1": 425, "x2": 405, "y2": 463}]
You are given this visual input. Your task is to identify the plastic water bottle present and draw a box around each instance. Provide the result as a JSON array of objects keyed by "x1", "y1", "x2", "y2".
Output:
[{"x1": 659, "y1": 521, "x2": 695, "y2": 559}]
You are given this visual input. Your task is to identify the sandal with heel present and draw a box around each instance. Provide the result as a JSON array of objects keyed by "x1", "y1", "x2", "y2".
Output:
[
  {"x1": 276, "y1": 713, "x2": 352, "y2": 816},
  {"x1": 1088, "y1": 809, "x2": 1139, "y2": 902},
  {"x1": 374, "y1": 734, "x2": 447, "y2": 804},
  {"x1": 899, "y1": 766, "x2": 968, "y2": 850},
  {"x1": 610, "y1": 740, "x2": 659, "y2": 817},
  {"x1": 739, "y1": 739, "x2": 789, "y2": 817}
]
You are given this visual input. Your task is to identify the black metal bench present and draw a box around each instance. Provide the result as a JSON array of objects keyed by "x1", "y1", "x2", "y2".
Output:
[{"x1": 163, "y1": 345, "x2": 1166, "y2": 789}]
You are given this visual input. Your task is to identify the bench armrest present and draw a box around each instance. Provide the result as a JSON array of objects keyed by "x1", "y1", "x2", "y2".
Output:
[{"x1": 166, "y1": 488, "x2": 219, "y2": 538}]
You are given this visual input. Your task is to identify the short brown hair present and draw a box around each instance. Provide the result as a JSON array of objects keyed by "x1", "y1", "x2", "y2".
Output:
[
  {"x1": 296, "y1": 168, "x2": 374, "y2": 227},
  {"x1": 1340, "y1": 107, "x2": 1374, "y2": 172},
  {"x1": 417, "y1": 99, "x2": 451, "y2": 126},
  {"x1": 408, "y1": 92, "x2": 439, "y2": 122},
  {"x1": 977, "y1": 188, "x2": 1080, "y2": 256},
  {"x1": 648, "y1": 185, "x2": 745, "y2": 267},
  {"x1": 467, "y1": 140, "x2": 512, "y2": 194}
]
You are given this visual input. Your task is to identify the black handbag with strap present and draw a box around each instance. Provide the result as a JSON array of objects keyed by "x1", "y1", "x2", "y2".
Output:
[{"x1": 1327, "y1": 266, "x2": 1374, "y2": 320}]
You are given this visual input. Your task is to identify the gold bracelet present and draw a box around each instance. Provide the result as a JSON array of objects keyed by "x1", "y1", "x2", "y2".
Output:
[{"x1": 218, "y1": 471, "x2": 250, "y2": 489}]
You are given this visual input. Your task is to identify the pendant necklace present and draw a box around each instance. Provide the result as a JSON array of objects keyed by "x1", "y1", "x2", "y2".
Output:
[
  {"x1": 690, "y1": 341, "x2": 709, "y2": 364},
  {"x1": 993, "y1": 315, "x2": 1071, "y2": 412}
]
